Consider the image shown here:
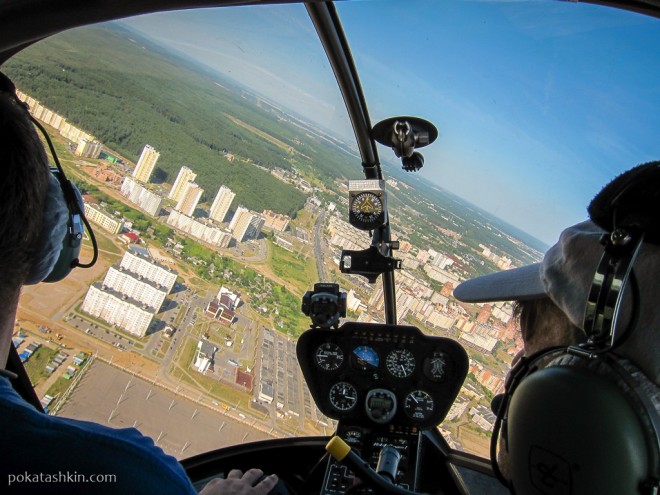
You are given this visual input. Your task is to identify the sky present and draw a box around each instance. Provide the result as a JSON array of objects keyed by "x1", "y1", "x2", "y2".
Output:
[{"x1": 125, "y1": 1, "x2": 660, "y2": 245}]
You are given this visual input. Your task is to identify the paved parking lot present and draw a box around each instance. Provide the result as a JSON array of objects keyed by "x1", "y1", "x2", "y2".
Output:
[
  {"x1": 58, "y1": 361, "x2": 271, "y2": 459},
  {"x1": 256, "y1": 328, "x2": 330, "y2": 430}
]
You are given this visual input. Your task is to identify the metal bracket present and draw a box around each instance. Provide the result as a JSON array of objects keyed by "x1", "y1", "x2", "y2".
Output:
[
  {"x1": 583, "y1": 227, "x2": 645, "y2": 349},
  {"x1": 339, "y1": 247, "x2": 401, "y2": 283}
]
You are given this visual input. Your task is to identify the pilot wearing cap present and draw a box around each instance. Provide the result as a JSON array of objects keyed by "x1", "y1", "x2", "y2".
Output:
[{"x1": 453, "y1": 162, "x2": 660, "y2": 493}]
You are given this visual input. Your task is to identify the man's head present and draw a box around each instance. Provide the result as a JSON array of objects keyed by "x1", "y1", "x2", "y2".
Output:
[
  {"x1": 455, "y1": 163, "x2": 660, "y2": 492},
  {"x1": 0, "y1": 78, "x2": 50, "y2": 305},
  {"x1": 454, "y1": 219, "x2": 660, "y2": 386}
]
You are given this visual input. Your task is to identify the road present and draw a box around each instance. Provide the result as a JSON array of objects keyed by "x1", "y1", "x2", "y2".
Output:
[{"x1": 313, "y1": 210, "x2": 327, "y2": 282}]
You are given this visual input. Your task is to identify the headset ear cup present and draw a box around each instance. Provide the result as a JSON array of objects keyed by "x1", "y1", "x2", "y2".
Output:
[
  {"x1": 25, "y1": 173, "x2": 69, "y2": 284},
  {"x1": 26, "y1": 171, "x2": 84, "y2": 284},
  {"x1": 42, "y1": 230, "x2": 82, "y2": 283},
  {"x1": 43, "y1": 177, "x2": 84, "y2": 283},
  {"x1": 507, "y1": 365, "x2": 652, "y2": 495}
]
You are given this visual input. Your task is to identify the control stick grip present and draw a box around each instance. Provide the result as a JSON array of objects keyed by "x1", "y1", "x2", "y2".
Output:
[
  {"x1": 326, "y1": 437, "x2": 427, "y2": 495},
  {"x1": 376, "y1": 445, "x2": 401, "y2": 482}
]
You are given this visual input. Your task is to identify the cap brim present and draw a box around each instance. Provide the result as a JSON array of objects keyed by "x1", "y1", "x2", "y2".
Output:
[{"x1": 453, "y1": 263, "x2": 546, "y2": 303}]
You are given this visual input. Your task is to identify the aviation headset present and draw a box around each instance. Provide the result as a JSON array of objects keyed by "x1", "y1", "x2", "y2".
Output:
[
  {"x1": 491, "y1": 164, "x2": 660, "y2": 495},
  {"x1": 0, "y1": 70, "x2": 97, "y2": 283}
]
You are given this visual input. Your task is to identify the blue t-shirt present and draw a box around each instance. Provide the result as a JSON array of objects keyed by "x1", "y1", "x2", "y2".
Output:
[{"x1": 0, "y1": 376, "x2": 198, "y2": 494}]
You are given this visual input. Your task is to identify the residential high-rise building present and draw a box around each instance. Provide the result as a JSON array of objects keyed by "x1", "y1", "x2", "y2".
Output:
[
  {"x1": 132, "y1": 144, "x2": 159, "y2": 183},
  {"x1": 83, "y1": 203, "x2": 123, "y2": 234},
  {"x1": 80, "y1": 248, "x2": 178, "y2": 337},
  {"x1": 209, "y1": 185, "x2": 235, "y2": 223},
  {"x1": 103, "y1": 265, "x2": 168, "y2": 311},
  {"x1": 82, "y1": 283, "x2": 155, "y2": 337},
  {"x1": 168, "y1": 166, "x2": 197, "y2": 202},
  {"x1": 229, "y1": 205, "x2": 248, "y2": 230},
  {"x1": 120, "y1": 177, "x2": 163, "y2": 217},
  {"x1": 175, "y1": 182, "x2": 203, "y2": 217},
  {"x1": 120, "y1": 247, "x2": 177, "y2": 292},
  {"x1": 231, "y1": 210, "x2": 265, "y2": 243},
  {"x1": 75, "y1": 138, "x2": 102, "y2": 159}
]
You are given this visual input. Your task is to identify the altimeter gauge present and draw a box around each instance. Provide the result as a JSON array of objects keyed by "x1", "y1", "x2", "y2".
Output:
[
  {"x1": 348, "y1": 180, "x2": 387, "y2": 231},
  {"x1": 386, "y1": 348, "x2": 416, "y2": 378}
]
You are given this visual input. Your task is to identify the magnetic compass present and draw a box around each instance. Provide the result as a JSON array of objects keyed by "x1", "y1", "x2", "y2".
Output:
[{"x1": 348, "y1": 180, "x2": 387, "y2": 231}]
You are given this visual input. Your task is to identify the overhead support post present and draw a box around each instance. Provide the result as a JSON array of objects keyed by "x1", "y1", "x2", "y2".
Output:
[{"x1": 307, "y1": 2, "x2": 399, "y2": 323}]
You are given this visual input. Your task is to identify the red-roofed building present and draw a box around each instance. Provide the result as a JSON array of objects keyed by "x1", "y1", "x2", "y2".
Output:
[
  {"x1": 206, "y1": 300, "x2": 221, "y2": 318},
  {"x1": 119, "y1": 232, "x2": 140, "y2": 244},
  {"x1": 217, "y1": 306, "x2": 235, "y2": 325},
  {"x1": 235, "y1": 369, "x2": 253, "y2": 390}
]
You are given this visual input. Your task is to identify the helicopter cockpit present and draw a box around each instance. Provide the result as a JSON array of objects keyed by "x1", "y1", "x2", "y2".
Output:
[{"x1": 1, "y1": 1, "x2": 659, "y2": 495}]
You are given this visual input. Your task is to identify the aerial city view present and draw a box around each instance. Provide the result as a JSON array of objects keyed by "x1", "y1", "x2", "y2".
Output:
[{"x1": 5, "y1": 10, "x2": 571, "y2": 461}]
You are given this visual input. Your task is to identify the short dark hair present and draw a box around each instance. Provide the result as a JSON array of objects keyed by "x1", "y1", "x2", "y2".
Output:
[
  {"x1": 0, "y1": 91, "x2": 50, "y2": 301},
  {"x1": 512, "y1": 297, "x2": 585, "y2": 354}
]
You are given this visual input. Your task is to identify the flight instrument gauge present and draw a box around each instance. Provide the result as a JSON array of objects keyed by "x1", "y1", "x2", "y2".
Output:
[
  {"x1": 348, "y1": 180, "x2": 387, "y2": 231},
  {"x1": 329, "y1": 382, "x2": 358, "y2": 411},
  {"x1": 404, "y1": 390, "x2": 435, "y2": 421},
  {"x1": 386, "y1": 349, "x2": 416, "y2": 378},
  {"x1": 424, "y1": 351, "x2": 450, "y2": 382},
  {"x1": 315, "y1": 343, "x2": 344, "y2": 371},
  {"x1": 365, "y1": 388, "x2": 397, "y2": 424},
  {"x1": 351, "y1": 346, "x2": 380, "y2": 371}
]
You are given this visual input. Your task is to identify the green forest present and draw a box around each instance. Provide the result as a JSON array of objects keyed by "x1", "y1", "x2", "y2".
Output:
[{"x1": 3, "y1": 23, "x2": 359, "y2": 217}]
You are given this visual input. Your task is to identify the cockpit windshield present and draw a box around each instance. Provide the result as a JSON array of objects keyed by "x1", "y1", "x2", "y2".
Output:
[{"x1": 4, "y1": 0, "x2": 659, "y2": 466}]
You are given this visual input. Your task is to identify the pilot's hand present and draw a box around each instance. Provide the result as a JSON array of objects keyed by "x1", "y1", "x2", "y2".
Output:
[{"x1": 200, "y1": 468, "x2": 278, "y2": 495}]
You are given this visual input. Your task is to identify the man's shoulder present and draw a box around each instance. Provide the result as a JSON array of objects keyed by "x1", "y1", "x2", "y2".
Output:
[{"x1": 0, "y1": 378, "x2": 196, "y2": 494}]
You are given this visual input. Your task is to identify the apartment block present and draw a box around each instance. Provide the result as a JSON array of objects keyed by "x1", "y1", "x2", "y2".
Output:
[
  {"x1": 75, "y1": 138, "x2": 103, "y2": 159},
  {"x1": 231, "y1": 209, "x2": 265, "y2": 243},
  {"x1": 209, "y1": 185, "x2": 235, "y2": 223},
  {"x1": 132, "y1": 144, "x2": 159, "y2": 183},
  {"x1": 168, "y1": 166, "x2": 197, "y2": 202},
  {"x1": 262, "y1": 210, "x2": 290, "y2": 232},
  {"x1": 167, "y1": 210, "x2": 231, "y2": 248},
  {"x1": 120, "y1": 176, "x2": 163, "y2": 217},
  {"x1": 119, "y1": 247, "x2": 177, "y2": 292},
  {"x1": 103, "y1": 265, "x2": 168, "y2": 311},
  {"x1": 175, "y1": 181, "x2": 203, "y2": 217},
  {"x1": 82, "y1": 283, "x2": 154, "y2": 337},
  {"x1": 83, "y1": 203, "x2": 123, "y2": 234}
]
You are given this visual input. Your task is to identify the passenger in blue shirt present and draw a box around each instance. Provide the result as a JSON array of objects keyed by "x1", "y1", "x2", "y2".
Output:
[{"x1": 0, "y1": 73, "x2": 277, "y2": 495}]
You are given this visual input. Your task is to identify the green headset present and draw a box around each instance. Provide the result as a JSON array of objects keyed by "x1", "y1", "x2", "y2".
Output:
[
  {"x1": 0, "y1": 70, "x2": 97, "y2": 283},
  {"x1": 491, "y1": 165, "x2": 660, "y2": 495}
]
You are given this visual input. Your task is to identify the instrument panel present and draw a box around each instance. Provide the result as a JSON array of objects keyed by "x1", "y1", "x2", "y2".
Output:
[{"x1": 297, "y1": 322, "x2": 468, "y2": 429}]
